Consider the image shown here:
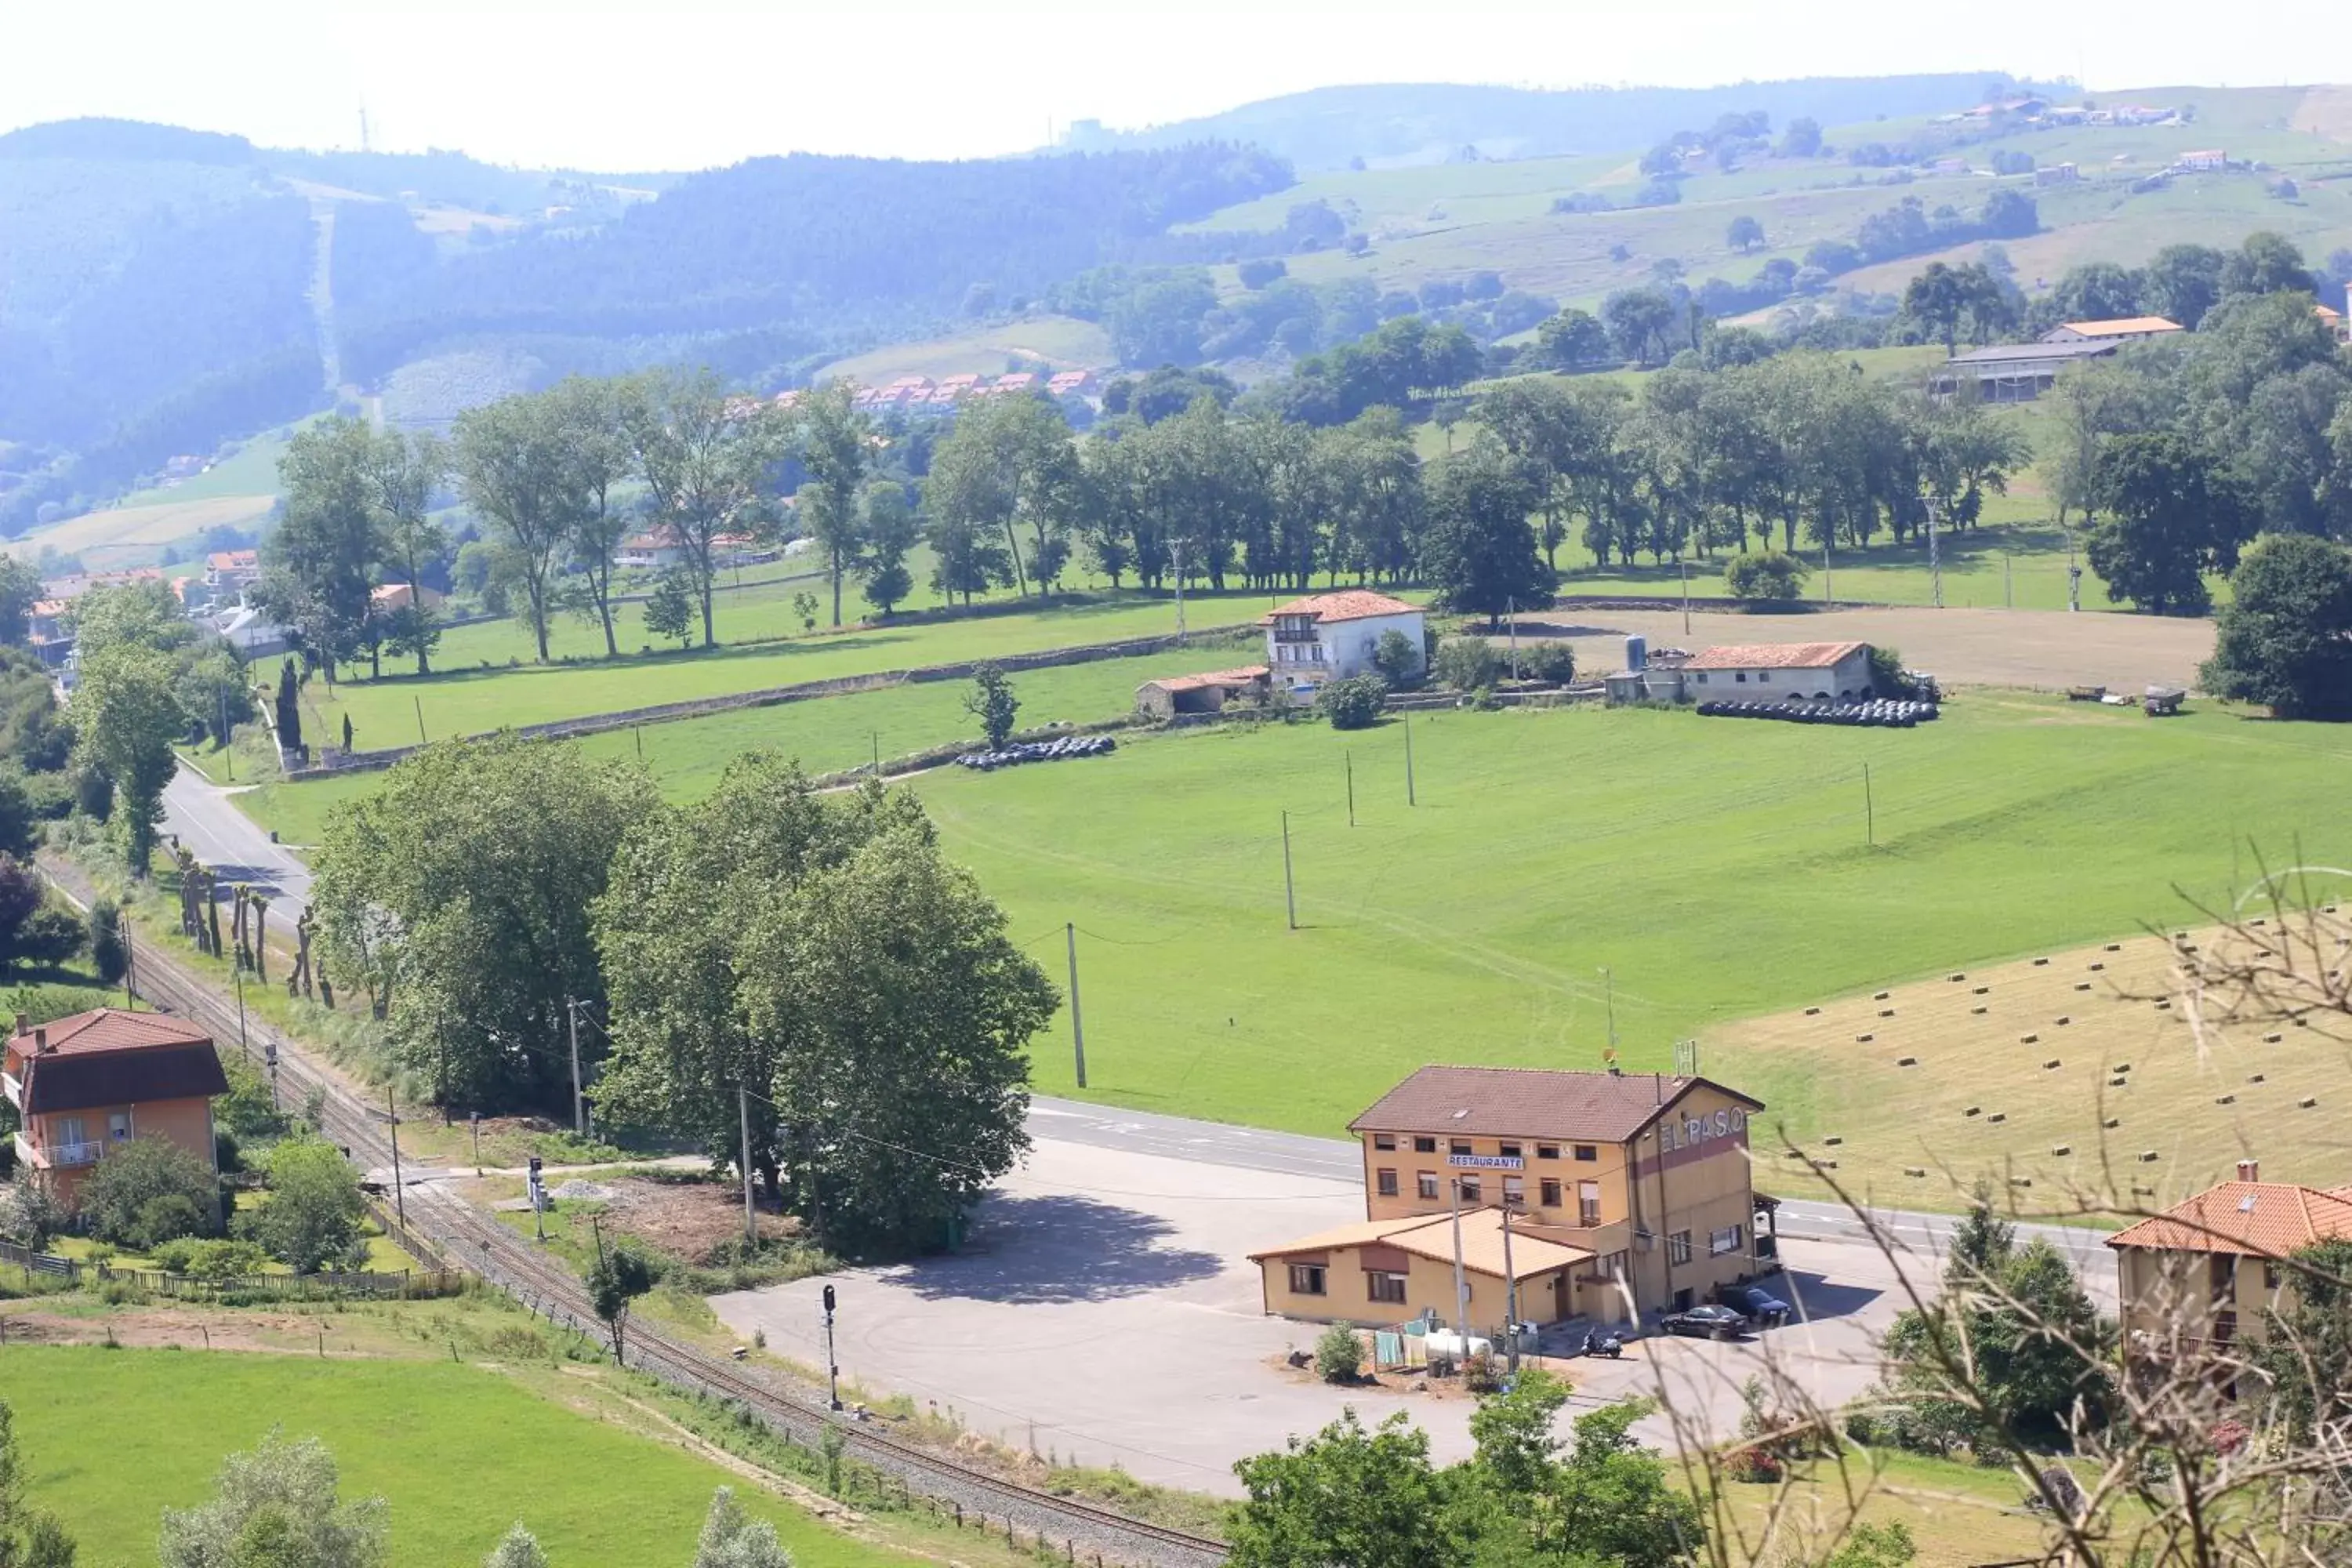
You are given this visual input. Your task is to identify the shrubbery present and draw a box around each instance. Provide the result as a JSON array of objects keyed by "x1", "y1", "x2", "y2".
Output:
[
  {"x1": 149, "y1": 1236, "x2": 272, "y2": 1279},
  {"x1": 1313, "y1": 1322, "x2": 1363, "y2": 1383},
  {"x1": 1371, "y1": 629, "x2": 1423, "y2": 688},
  {"x1": 77, "y1": 1134, "x2": 219, "y2": 1250},
  {"x1": 1433, "y1": 636, "x2": 1501, "y2": 691},
  {"x1": 234, "y1": 1138, "x2": 367, "y2": 1273},
  {"x1": 1525, "y1": 642, "x2": 1577, "y2": 685},
  {"x1": 1725, "y1": 551, "x2": 1811, "y2": 601},
  {"x1": 1316, "y1": 676, "x2": 1386, "y2": 731}
]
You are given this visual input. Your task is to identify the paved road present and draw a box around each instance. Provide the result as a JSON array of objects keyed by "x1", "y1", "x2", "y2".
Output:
[{"x1": 161, "y1": 762, "x2": 312, "y2": 942}]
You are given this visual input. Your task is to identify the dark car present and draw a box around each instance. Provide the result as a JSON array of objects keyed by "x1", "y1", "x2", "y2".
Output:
[
  {"x1": 1659, "y1": 1303, "x2": 1748, "y2": 1341},
  {"x1": 1716, "y1": 1283, "x2": 1791, "y2": 1327}
]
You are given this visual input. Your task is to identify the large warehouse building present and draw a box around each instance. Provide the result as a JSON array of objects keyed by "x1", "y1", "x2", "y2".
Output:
[{"x1": 1249, "y1": 1065, "x2": 1777, "y2": 1330}]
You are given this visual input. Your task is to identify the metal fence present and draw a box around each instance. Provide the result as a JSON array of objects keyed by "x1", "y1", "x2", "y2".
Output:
[{"x1": 0, "y1": 1238, "x2": 462, "y2": 1299}]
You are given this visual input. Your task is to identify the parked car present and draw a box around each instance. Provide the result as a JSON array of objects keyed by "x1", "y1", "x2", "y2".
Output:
[
  {"x1": 1716, "y1": 1283, "x2": 1791, "y2": 1327},
  {"x1": 1659, "y1": 1304, "x2": 1749, "y2": 1341}
]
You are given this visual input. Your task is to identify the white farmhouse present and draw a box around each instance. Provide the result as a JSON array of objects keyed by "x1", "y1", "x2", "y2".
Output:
[
  {"x1": 1682, "y1": 641, "x2": 1875, "y2": 701},
  {"x1": 1261, "y1": 590, "x2": 1426, "y2": 695}
]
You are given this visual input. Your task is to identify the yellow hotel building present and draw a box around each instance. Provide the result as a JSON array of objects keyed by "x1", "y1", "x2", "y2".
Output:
[{"x1": 1250, "y1": 1065, "x2": 1777, "y2": 1330}]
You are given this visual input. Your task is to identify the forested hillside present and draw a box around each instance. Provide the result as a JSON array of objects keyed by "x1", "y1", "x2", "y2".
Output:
[{"x1": 1066, "y1": 74, "x2": 2027, "y2": 169}]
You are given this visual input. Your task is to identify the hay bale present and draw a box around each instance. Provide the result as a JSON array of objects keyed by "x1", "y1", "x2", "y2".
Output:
[
  {"x1": 2139, "y1": 1150, "x2": 2160, "y2": 1163},
  {"x1": 2054, "y1": 1015, "x2": 2071, "y2": 1026},
  {"x1": 1820, "y1": 1159, "x2": 1838, "y2": 1169},
  {"x1": 1804, "y1": 1006, "x2": 1820, "y2": 1016},
  {"x1": 2104, "y1": 943, "x2": 2122, "y2": 953},
  {"x1": 2020, "y1": 1033, "x2": 2039, "y2": 1044},
  {"x1": 1971, "y1": 1006, "x2": 1987, "y2": 1014},
  {"x1": 2011, "y1": 1176, "x2": 2033, "y2": 1188},
  {"x1": 2044, "y1": 1058, "x2": 2063, "y2": 1069},
  {"x1": 2301, "y1": 1097, "x2": 2321, "y2": 1109},
  {"x1": 1896, "y1": 1055, "x2": 1918, "y2": 1067},
  {"x1": 2050, "y1": 1145, "x2": 2071, "y2": 1156},
  {"x1": 2112, "y1": 1062, "x2": 2132, "y2": 1073},
  {"x1": 2263, "y1": 1033, "x2": 2283, "y2": 1044},
  {"x1": 1988, "y1": 1112, "x2": 2007, "y2": 1123},
  {"x1": 1856, "y1": 1032, "x2": 1875, "y2": 1043},
  {"x1": 2249, "y1": 1073, "x2": 2266, "y2": 1084},
  {"x1": 1878, "y1": 1007, "x2": 1896, "y2": 1018},
  {"x1": 1949, "y1": 972, "x2": 1965, "y2": 982},
  {"x1": 2216, "y1": 1094, "x2": 2236, "y2": 1105},
  {"x1": 1965, "y1": 1106, "x2": 1981, "y2": 1117},
  {"x1": 2034, "y1": 957, "x2": 2049, "y2": 966},
  {"x1": 2103, "y1": 1117, "x2": 2122, "y2": 1129},
  {"x1": 2108, "y1": 1076, "x2": 2128, "y2": 1087},
  {"x1": 2088, "y1": 962, "x2": 2105, "y2": 972},
  {"x1": 2155, "y1": 999, "x2": 2172, "y2": 1010},
  {"x1": 2074, "y1": 982, "x2": 2092, "y2": 992},
  {"x1": 1824, "y1": 1135, "x2": 1843, "y2": 1146},
  {"x1": 1904, "y1": 1167, "x2": 1926, "y2": 1178}
]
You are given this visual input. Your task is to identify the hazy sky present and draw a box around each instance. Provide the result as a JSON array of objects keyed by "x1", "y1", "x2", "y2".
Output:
[{"x1": 10, "y1": 2, "x2": 2337, "y2": 172}]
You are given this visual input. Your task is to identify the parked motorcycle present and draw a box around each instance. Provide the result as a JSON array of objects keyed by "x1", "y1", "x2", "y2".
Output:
[{"x1": 1582, "y1": 1328, "x2": 1623, "y2": 1359}]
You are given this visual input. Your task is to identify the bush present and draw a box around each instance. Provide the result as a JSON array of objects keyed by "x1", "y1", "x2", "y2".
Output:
[
  {"x1": 1525, "y1": 643, "x2": 1577, "y2": 685},
  {"x1": 1316, "y1": 676, "x2": 1386, "y2": 731},
  {"x1": 0, "y1": 1177, "x2": 65, "y2": 1248},
  {"x1": 1463, "y1": 1350, "x2": 1502, "y2": 1392},
  {"x1": 1371, "y1": 629, "x2": 1423, "y2": 689},
  {"x1": 1433, "y1": 636, "x2": 1501, "y2": 692},
  {"x1": 1313, "y1": 1322, "x2": 1363, "y2": 1382},
  {"x1": 77, "y1": 1134, "x2": 219, "y2": 1249},
  {"x1": 1867, "y1": 645, "x2": 1918, "y2": 698},
  {"x1": 235, "y1": 1138, "x2": 366, "y2": 1273},
  {"x1": 1724, "y1": 550, "x2": 1811, "y2": 601},
  {"x1": 150, "y1": 1236, "x2": 272, "y2": 1279}
]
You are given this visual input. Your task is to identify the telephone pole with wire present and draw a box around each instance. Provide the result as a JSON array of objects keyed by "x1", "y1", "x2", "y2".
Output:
[
  {"x1": 1065, "y1": 924, "x2": 1087, "y2": 1088},
  {"x1": 1280, "y1": 811, "x2": 1297, "y2": 930},
  {"x1": 566, "y1": 997, "x2": 586, "y2": 1135},
  {"x1": 739, "y1": 1083, "x2": 757, "y2": 1247},
  {"x1": 386, "y1": 1087, "x2": 406, "y2": 1230}
]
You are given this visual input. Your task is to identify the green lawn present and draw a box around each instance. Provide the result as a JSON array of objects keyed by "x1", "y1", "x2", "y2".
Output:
[
  {"x1": 303, "y1": 591, "x2": 1274, "y2": 753},
  {"x1": 238, "y1": 633, "x2": 1265, "y2": 844},
  {"x1": 896, "y1": 691, "x2": 2352, "y2": 1138},
  {"x1": 5, "y1": 1346, "x2": 927, "y2": 1568}
]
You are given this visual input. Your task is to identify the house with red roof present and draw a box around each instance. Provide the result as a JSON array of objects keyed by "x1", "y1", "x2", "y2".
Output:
[
  {"x1": 4, "y1": 1008, "x2": 229, "y2": 1212},
  {"x1": 2108, "y1": 1159, "x2": 2352, "y2": 1383},
  {"x1": 1260, "y1": 590, "x2": 1426, "y2": 695},
  {"x1": 1679, "y1": 641, "x2": 1875, "y2": 702}
]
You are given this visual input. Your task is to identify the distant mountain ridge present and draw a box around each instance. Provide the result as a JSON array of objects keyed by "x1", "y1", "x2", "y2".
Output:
[{"x1": 1062, "y1": 74, "x2": 2049, "y2": 169}]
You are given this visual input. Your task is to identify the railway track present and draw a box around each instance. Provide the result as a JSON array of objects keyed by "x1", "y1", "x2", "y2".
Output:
[{"x1": 45, "y1": 863, "x2": 1230, "y2": 1568}]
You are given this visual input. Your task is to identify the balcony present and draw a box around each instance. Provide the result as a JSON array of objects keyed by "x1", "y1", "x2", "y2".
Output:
[
  {"x1": 13, "y1": 1134, "x2": 103, "y2": 1170},
  {"x1": 1, "y1": 1069, "x2": 18, "y2": 1109}
]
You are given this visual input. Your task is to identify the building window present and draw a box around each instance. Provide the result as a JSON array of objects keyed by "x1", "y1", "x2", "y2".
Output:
[
  {"x1": 1414, "y1": 1135, "x2": 1437, "y2": 1153},
  {"x1": 1457, "y1": 1175, "x2": 1482, "y2": 1203},
  {"x1": 1735, "y1": 672, "x2": 1748, "y2": 684},
  {"x1": 1367, "y1": 1272, "x2": 1408, "y2": 1305},
  {"x1": 1573, "y1": 1145, "x2": 1597, "y2": 1162},
  {"x1": 2264, "y1": 1261, "x2": 2283, "y2": 1292},
  {"x1": 1695, "y1": 671, "x2": 1708, "y2": 684},
  {"x1": 1450, "y1": 1140, "x2": 1472, "y2": 1157},
  {"x1": 1668, "y1": 1230, "x2": 1693, "y2": 1265},
  {"x1": 1499, "y1": 1142, "x2": 1522, "y2": 1160},
  {"x1": 1536, "y1": 1145, "x2": 1559, "y2": 1160},
  {"x1": 1377, "y1": 1169, "x2": 1399, "y2": 1197},
  {"x1": 2213, "y1": 1309, "x2": 2239, "y2": 1344},
  {"x1": 1289, "y1": 1264, "x2": 1327, "y2": 1296},
  {"x1": 1540, "y1": 1178, "x2": 1563, "y2": 1208},
  {"x1": 1578, "y1": 1181, "x2": 1602, "y2": 1226},
  {"x1": 1710, "y1": 1224, "x2": 1743, "y2": 1257},
  {"x1": 1502, "y1": 1175, "x2": 1524, "y2": 1205},
  {"x1": 1374, "y1": 1132, "x2": 1396, "y2": 1150},
  {"x1": 1759, "y1": 671, "x2": 1770, "y2": 683},
  {"x1": 1417, "y1": 1171, "x2": 1440, "y2": 1200}
]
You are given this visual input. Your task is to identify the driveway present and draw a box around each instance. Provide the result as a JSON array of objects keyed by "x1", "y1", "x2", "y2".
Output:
[{"x1": 713, "y1": 1137, "x2": 1930, "y2": 1496}]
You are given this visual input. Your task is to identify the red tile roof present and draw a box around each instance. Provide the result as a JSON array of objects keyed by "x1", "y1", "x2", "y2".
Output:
[
  {"x1": 207, "y1": 550, "x2": 260, "y2": 571},
  {"x1": 5, "y1": 1008, "x2": 227, "y2": 1116},
  {"x1": 1142, "y1": 665, "x2": 1268, "y2": 694},
  {"x1": 1260, "y1": 590, "x2": 1424, "y2": 626},
  {"x1": 1682, "y1": 641, "x2": 1867, "y2": 671},
  {"x1": 1348, "y1": 1065, "x2": 1763, "y2": 1145},
  {"x1": 12, "y1": 1008, "x2": 211, "y2": 1056},
  {"x1": 2108, "y1": 1181, "x2": 2352, "y2": 1258},
  {"x1": 2060, "y1": 316, "x2": 2183, "y2": 338}
]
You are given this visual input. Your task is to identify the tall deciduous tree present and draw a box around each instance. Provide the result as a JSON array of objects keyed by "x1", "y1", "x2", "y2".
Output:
[
  {"x1": 553, "y1": 375, "x2": 646, "y2": 659},
  {"x1": 2087, "y1": 433, "x2": 2259, "y2": 615},
  {"x1": 368, "y1": 427, "x2": 448, "y2": 676},
  {"x1": 630, "y1": 368, "x2": 788, "y2": 647},
  {"x1": 456, "y1": 393, "x2": 574, "y2": 662},
  {"x1": 594, "y1": 760, "x2": 1054, "y2": 1257},
  {"x1": 796, "y1": 383, "x2": 873, "y2": 627},
  {"x1": 1424, "y1": 437, "x2": 1554, "y2": 630},
  {"x1": 266, "y1": 417, "x2": 381, "y2": 678},
  {"x1": 0, "y1": 558, "x2": 42, "y2": 648},
  {"x1": 924, "y1": 394, "x2": 1076, "y2": 597},
  {"x1": 311, "y1": 734, "x2": 649, "y2": 1109},
  {"x1": 2140, "y1": 242, "x2": 2226, "y2": 328},
  {"x1": 2202, "y1": 532, "x2": 2352, "y2": 719},
  {"x1": 0, "y1": 1400, "x2": 80, "y2": 1568},
  {"x1": 71, "y1": 642, "x2": 183, "y2": 875},
  {"x1": 859, "y1": 480, "x2": 920, "y2": 617}
]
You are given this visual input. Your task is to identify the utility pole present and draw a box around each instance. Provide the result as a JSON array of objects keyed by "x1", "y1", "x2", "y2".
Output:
[
  {"x1": 2066, "y1": 527, "x2": 2082, "y2": 613},
  {"x1": 566, "y1": 998, "x2": 586, "y2": 1136},
  {"x1": 2004, "y1": 550, "x2": 2013, "y2": 608},
  {"x1": 1065, "y1": 924, "x2": 1087, "y2": 1089},
  {"x1": 1449, "y1": 1174, "x2": 1469, "y2": 1338},
  {"x1": 1507, "y1": 597, "x2": 1519, "y2": 681},
  {"x1": 1171, "y1": 539, "x2": 1188, "y2": 645},
  {"x1": 220, "y1": 691, "x2": 232, "y2": 781},
  {"x1": 470, "y1": 1110, "x2": 482, "y2": 1177},
  {"x1": 386, "y1": 1087, "x2": 406, "y2": 1230},
  {"x1": 414, "y1": 695, "x2": 426, "y2": 746},
  {"x1": 1864, "y1": 763, "x2": 1875, "y2": 848},
  {"x1": 1926, "y1": 497, "x2": 1944, "y2": 610},
  {"x1": 1680, "y1": 559, "x2": 1690, "y2": 636},
  {"x1": 1345, "y1": 751, "x2": 1355, "y2": 828},
  {"x1": 739, "y1": 1083, "x2": 757, "y2": 1247},
  {"x1": 1280, "y1": 811, "x2": 1297, "y2": 931},
  {"x1": 871, "y1": 731, "x2": 880, "y2": 775},
  {"x1": 233, "y1": 963, "x2": 249, "y2": 1061},
  {"x1": 1602, "y1": 967, "x2": 1618, "y2": 1058},
  {"x1": 1822, "y1": 539, "x2": 1833, "y2": 612},
  {"x1": 1403, "y1": 716, "x2": 1417, "y2": 807},
  {"x1": 118, "y1": 912, "x2": 136, "y2": 1007},
  {"x1": 1501, "y1": 1203, "x2": 1520, "y2": 1373}
]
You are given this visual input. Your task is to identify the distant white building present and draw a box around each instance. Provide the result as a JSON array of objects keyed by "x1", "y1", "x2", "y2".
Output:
[
  {"x1": 1260, "y1": 590, "x2": 1425, "y2": 695},
  {"x1": 1682, "y1": 641, "x2": 1875, "y2": 702}
]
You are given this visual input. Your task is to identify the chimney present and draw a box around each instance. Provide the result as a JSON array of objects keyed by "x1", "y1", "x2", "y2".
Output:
[
  {"x1": 10, "y1": 1011, "x2": 24, "y2": 1038},
  {"x1": 2238, "y1": 1158, "x2": 2259, "y2": 1184},
  {"x1": 33, "y1": 1028, "x2": 48, "y2": 1054}
]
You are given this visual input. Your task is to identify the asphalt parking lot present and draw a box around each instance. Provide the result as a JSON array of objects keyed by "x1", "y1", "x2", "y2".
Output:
[{"x1": 712, "y1": 1136, "x2": 1958, "y2": 1496}]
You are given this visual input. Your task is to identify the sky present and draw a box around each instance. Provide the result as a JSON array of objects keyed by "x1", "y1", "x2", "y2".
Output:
[{"x1": 7, "y1": 1, "x2": 2340, "y2": 172}]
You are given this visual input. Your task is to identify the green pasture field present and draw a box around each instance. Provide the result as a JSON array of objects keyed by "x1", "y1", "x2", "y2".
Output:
[
  {"x1": 6, "y1": 1345, "x2": 928, "y2": 1568},
  {"x1": 901, "y1": 690, "x2": 2352, "y2": 1143},
  {"x1": 236, "y1": 633, "x2": 1268, "y2": 844},
  {"x1": 299, "y1": 591, "x2": 1274, "y2": 751},
  {"x1": 815, "y1": 315, "x2": 1115, "y2": 385}
]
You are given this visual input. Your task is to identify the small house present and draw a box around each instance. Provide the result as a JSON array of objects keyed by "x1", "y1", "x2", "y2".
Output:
[
  {"x1": 1680, "y1": 641, "x2": 1875, "y2": 701},
  {"x1": 4, "y1": 1009, "x2": 230, "y2": 1213},
  {"x1": 1134, "y1": 665, "x2": 1269, "y2": 720},
  {"x1": 1260, "y1": 590, "x2": 1425, "y2": 695},
  {"x1": 2039, "y1": 317, "x2": 2183, "y2": 346},
  {"x1": 2178, "y1": 149, "x2": 2228, "y2": 172}
]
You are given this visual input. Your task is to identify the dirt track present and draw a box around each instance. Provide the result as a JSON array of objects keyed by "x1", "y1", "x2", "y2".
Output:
[{"x1": 1519, "y1": 605, "x2": 2216, "y2": 694}]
